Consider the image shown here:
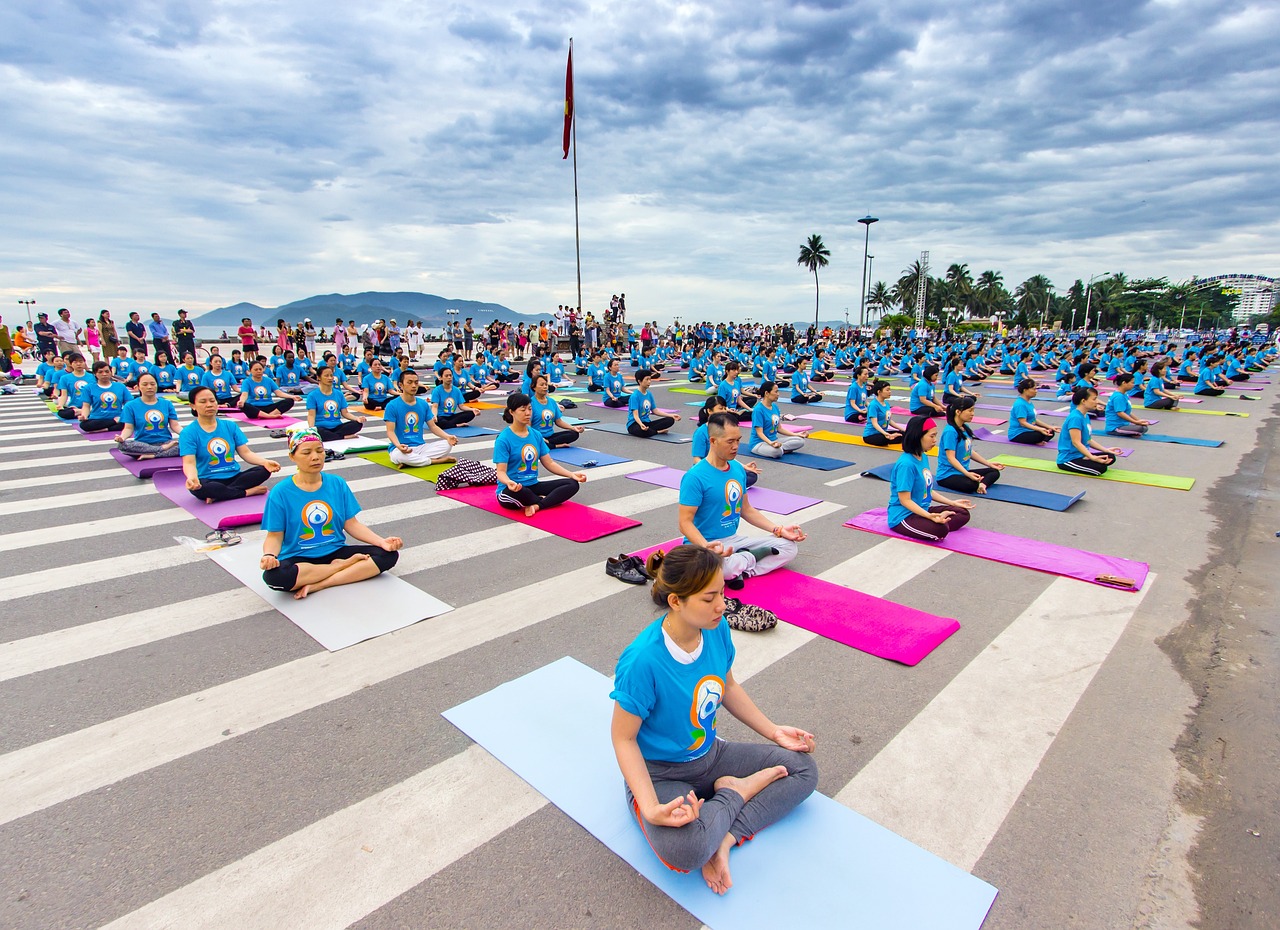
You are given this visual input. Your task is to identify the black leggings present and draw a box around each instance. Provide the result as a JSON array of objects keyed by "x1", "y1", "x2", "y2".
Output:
[
  {"x1": 861, "y1": 431, "x2": 902, "y2": 447},
  {"x1": 1195, "y1": 387, "x2": 1225, "y2": 397},
  {"x1": 1009, "y1": 430, "x2": 1051, "y2": 444},
  {"x1": 627, "y1": 415, "x2": 675, "y2": 438},
  {"x1": 316, "y1": 421, "x2": 363, "y2": 442},
  {"x1": 1144, "y1": 397, "x2": 1175, "y2": 410},
  {"x1": 790, "y1": 394, "x2": 822, "y2": 404},
  {"x1": 243, "y1": 399, "x2": 295, "y2": 418},
  {"x1": 587, "y1": 383, "x2": 604, "y2": 392},
  {"x1": 496, "y1": 478, "x2": 580, "y2": 510},
  {"x1": 544, "y1": 429, "x2": 579, "y2": 447},
  {"x1": 891, "y1": 504, "x2": 971, "y2": 541},
  {"x1": 190, "y1": 465, "x2": 271, "y2": 502},
  {"x1": 362, "y1": 397, "x2": 389, "y2": 411},
  {"x1": 603, "y1": 396, "x2": 629, "y2": 408},
  {"x1": 1057, "y1": 456, "x2": 1112, "y2": 477},
  {"x1": 844, "y1": 412, "x2": 866, "y2": 423},
  {"x1": 937, "y1": 467, "x2": 1000, "y2": 495},
  {"x1": 436, "y1": 410, "x2": 476, "y2": 429},
  {"x1": 263, "y1": 544, "x2": 399, "y2": 592},
  {"x1": 81, "y1": 417, "x2": 123, "y2": 432}
]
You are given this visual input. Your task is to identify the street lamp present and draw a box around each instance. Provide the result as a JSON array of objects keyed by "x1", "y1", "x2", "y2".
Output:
[
  {"x1": 18, "y1": 299, "x2": 35, "y2": 327},
  {"x1": 857, "y1": 215, "x2": 878, "y2": 328},
  {"x1": 1077, "y1": 272, "x2": 1109, "y2": 332}
]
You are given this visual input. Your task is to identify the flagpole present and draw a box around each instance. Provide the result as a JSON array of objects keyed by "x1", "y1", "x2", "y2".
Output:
[{"x1": 569, "y1": 38, "x2": 582, "y2": 318}]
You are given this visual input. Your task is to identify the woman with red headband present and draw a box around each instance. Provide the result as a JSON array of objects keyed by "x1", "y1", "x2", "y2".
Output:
[{"x1": 886, "y1": 415, "x2": 974, "y2": 542}]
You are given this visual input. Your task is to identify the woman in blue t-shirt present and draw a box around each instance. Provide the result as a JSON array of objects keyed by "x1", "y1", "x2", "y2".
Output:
[
  {"x1": 180, "y1": 386, "x2": 281, "y2": 502},
  {"x1": 936, "y1": 396, "x2": 1004, "y2": 494},
  {"x1": 116, "y1": 372, "x2": 181, "y2": 459},
  {"x1": 237, "y1": 359, "x2": 296, "y2": 419},
  {"x1": 530, "y1": 374, "x2": 583, "y2": 447},
  {"x1": 1056, "y1": 386, "x2": 1121, "y2": 476},
  {"x1": 862, "y1": 379, "x2": 905, "y2": 446},
  {"x1": 843, "y1": 366, "x2": 870, "y2": 423},
  {"x1": 306, "y1": 365, "x2": 366, "y2": 442},
  {"x1": 610, "y1": 544, "x2": 817, "y2": 895},
  {"x1": 1007, "y1": 378, "x2": 1057, "y2": 444},
  {"x1": 1142, "y1": 359, "x2": 1181, "y2": 410},
  {"x1": 887, "y1": 415, "x2": 974, "y2": 541},
  {"x1": 430, "y1": 367, "x2": 477, "y2": 429},
  {"x1": 1104, "y1": 373, "x2": 1152, "y2": 436},
  {"x1": 909, "y1": 365, "x2": 946, "y2": 416},
  {"x1": 259, "y1": 428, "x2": 402, "y2": 599},
  {"x1": 494, "y1": 392, "x2": 586, "y2": 517}
]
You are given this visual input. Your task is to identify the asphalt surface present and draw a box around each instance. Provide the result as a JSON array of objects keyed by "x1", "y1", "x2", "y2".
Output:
[{"x1": 0, "y1": 353, "x2": 1276, "y2": 930}]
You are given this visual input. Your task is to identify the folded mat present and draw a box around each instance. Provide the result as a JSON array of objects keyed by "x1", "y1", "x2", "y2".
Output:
[
  {"x1": 625, "y1": 466, "x2": 823, "y2": 515},
  {"x1": 1118, "y1": 432, "x2": 1223, "y2": 447},
  {"x1": 589, "y1": 422, "x2": 692, "y2": 444},
  {"x1": 860, "y1": 463, "x2": 1085, "y2": 511},
  {"x1": 846, "y1": 508, "x2": 1148, "y2": 591},
  {"x1": 357, "y1": 450, "x2": 452, "y2": 482},
  {"x1": 207, "y1": 543, "x2": 452, "y2": 651},
  {"x1": 548, "y1": 446, "x2": 631, "y2": 467},
  {"x1": 443, "y1": 658, "x2": 998, "y2": 929},
  {"x1": 109, "y1": 447, "x2": 184, "y2": 478},
  {"x1": 151, "y1": 467, "x2": 269, "y2": 529},
  {"x1": 436, "y1": 484, "x2": 641, "y2": 542},
  {"x1": 972, "y1": 426, "x2": 1131, "y2": 457},
  {"x1": 740, "y1": 449, "x2": 854, "y2": 471},
  {"x1": 989, "y1": 454, "x2": 1195, "y2": 490}
]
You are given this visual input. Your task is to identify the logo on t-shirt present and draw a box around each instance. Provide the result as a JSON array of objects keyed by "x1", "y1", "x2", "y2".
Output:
[
  {"x1": 323, "y1": 399, "x2": 339, "y2": 417},
  {"x1": 205, "y1": 437, "x2": 234, "y2": 467},
  {"x1": 687, "y1": 675, "x2": 725, "y2": 752},
  {"x1": 100, "y1": 391, "x2": 121, "y2": 409},
  {"x1": 518, "y1": 443, "x2": 538, "y2": 476},
  {"x1": 403, "y1": 411, "x2": 420, "y2": 435},
  {"x1": 298, "y1": 500, "x2": 336, "y2": 544},
  {"x1": 721, "y1": 478, "x2": 744, "y2": 520},
  {"x1": 144, "y1": 408, "x2": 165, "y2": 428}
]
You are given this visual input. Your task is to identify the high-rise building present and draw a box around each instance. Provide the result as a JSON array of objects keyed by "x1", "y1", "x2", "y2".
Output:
[{"x1": 1196, "y1": 274, "x2": 1277, "y2": 323}]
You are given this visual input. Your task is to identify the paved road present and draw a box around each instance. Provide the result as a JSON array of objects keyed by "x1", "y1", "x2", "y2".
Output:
[{"x1": 0, "y1": 366, "x2": 1276, "y2": 929}]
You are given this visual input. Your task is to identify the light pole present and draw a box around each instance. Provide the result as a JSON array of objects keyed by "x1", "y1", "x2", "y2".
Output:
[
  {"x1": 857, "y1": 215, "x2": 878, "y2": 328},
  {"x1": 1077, "y1": 272, "x2": 1109, "y2": 332},
  {"x1": 18, "y1": 299, "x2": 35, "y2": 328}
]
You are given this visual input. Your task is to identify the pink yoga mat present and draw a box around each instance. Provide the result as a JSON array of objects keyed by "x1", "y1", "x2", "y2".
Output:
[
  {"x1": 586, "y1": 402, "x2": 679, "y2": 415},
  {"x1": 151, "y1": 468, "x2": 269, "y2": 530},
  {"x1": 971, "y1": 426, "x2": 1133, "y2": 458},
  {"x1": 845, "y1": 508, "x2": 1149, "y2": 592},
  {"x1": 891, "y1": 406, "x2": 1005, "y2": 426},
  {"x1": 626, "y1": 538, "x2": 958, "y2": 664},
  {"x1": 624, "y1": 466, "x2": 823, "y2": 515},
  {"x1": 76, "y1": 424, "x2": 122, "y2": 442},
  {"x1": 788, "y1": 413, "x2": 848, "y2": 424},
  {"x1": 109, "y1": 448, "x2": 184, "y2": 478},
  {"x1": 437, "y1": 485, "x2": 642, "y2": 542},
  {"x1": 223, "y1": 411, "x2": 301, "y2": 430}
]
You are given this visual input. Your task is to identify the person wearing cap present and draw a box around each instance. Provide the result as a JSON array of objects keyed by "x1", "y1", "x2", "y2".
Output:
[
  {"x1": 494, "y1": 392, "x2": 586, "y2": 516},
  {"x1": 383, "y1": 368, "x2": 458, "y2": 467},
  {"x1": 886, "y1": 415, "x2": 974, "y2": 541},
  {"x1": 180, "y1": 385, "x2": 281, "y2": 503},
  {"x1": 173, "y1": 310, "x2": 196, "y2": 361},
  {"x1": 258, "y1": 427, "x2": 402, "y2": 599},
  {"x1": 34, "y1": 313, "x2": 58, "y2": 358}
]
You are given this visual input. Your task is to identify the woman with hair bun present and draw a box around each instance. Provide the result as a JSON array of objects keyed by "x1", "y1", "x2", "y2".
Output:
[
  {"x1": 936, "y1": 396, "x2": 1004, "y2": 494},
  {"x1": 886, "y1": 415, "x2": 974, "y2": 541},
  {"x1": 493, "y1": 392, "x2": 586, "y2": 517},
  {"x1": 179, "y1": 385, "x2": 281, "y2": 503},
  {"x1": 1007, "y1": 378, "x2": 1056, "y2": 444},
  {"x1": 861, "y1": 379, "x2": 904, "y2": 446},
  {"x1": 610, "y1": 544, "x2": 818, "y2": 896}
]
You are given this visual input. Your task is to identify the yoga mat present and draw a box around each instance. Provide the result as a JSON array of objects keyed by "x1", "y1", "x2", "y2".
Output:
[
  {"x1": 973, "y1": 426, "x2": 1132, "y2": 458},
  {"x1": 76, "y1": 424, "x2": 122, "y2": 442},
  {"x1": 151, "y1": 468, "x2": 269, "y2": 529},
  {"x1": 624, "y1": 466, "x2": 824, "y2": 515},
  {"x1": 223, "y1": 411, "x2": 301, "y2": 430},
  {"x1": 358, "y1": 450, "x2": 452, "y2": 482},
  {"x1": 891, "y1": 406, "x2": 1005, "y2": 426},
  {"x1": 207, "y1": 543, "x2": 453, "y2": 651},
  {"x1": 322, "y1": 436, "x2": 386, "y2": 454},
  {"x1": 781, "y1": 399, "x2": 842, "y2": 409},
  {"x1": 446, "y1": 425, "x2": 499, "y2": 438},
  {"x1": 436, "y1": 485, "x2": 641, "y2": 542},
  {"x1": 562, "y1": 416, "x2": 599, "y2": 425},
  {"x1": 1145, "y1": 405, "x2": 1248, "y2": 417},
  {"x1": 1122, "y1": 432, "x2": 1223, "y2": 448},
  {"x1": 443, "y1": 658, "x2": 998, "y2": 929},
  {"x1": 587, "y1": 402, "x2": 681, "y2": 415},
  {"x1": 860, "y1": 463, "x2": 1086, "y2": 512},
  {"x1": 548, "y1": 446, "x2": 631, "y2": 467},
  {"x1": 846, "y1": 508, "x2": 1149, "y2": 591},
  {"x1": 790, "y1": 413, "x2": 853, "y2": 425},
  {"x1": 741, "y1": 449, "x2": 855, "y2": 471},
  {"x1": 989, "y1": 454, "x2": 1196, "y2": 491},
  {"x1": 589, "y1": 422, "x2": 692, "y2": 444},
  {"x1": 807, "y1": 429, "x2": 899, "y2": 450},
  {"x1": 669, "y1": 387, "x2": 713, "y2": 395},
  {"x1": 464, "y1": 401, "x2": 505, "y2": 410},
  {"x1": 108, "y1": 447, "x2": 184, "y2": 478},
  {"x1": 351, "y1": 406, "x2": 386, "y2": 419}
]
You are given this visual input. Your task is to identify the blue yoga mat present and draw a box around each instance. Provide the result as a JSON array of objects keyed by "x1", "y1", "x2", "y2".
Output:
[
  {"x1": 562, "y1": 416, "x2": 600, "y2": 425},
  {"x1": 548, "y1": 446, "x2": 631, "y2": 467},
  {"x1": 590, "y1": 422, "x2": 692, "y2": 444},
  {"x1": 742, "y1": 450, "x2": 854, "y2": 471},
  {"x1": 781, "y1": 399, "x2": 842, "y2": 409},
  {"x1": 1113, "y1": 432, "x2": 1223, "y2": 448},
  {"x1": 443, "y1": 658, "x2": 998, "y2": 930},
  {"x1": 447, "y1": 425, "x2": 499, "y2": 438},
  {"x1": 862, "y1": 463, "x2": 1085, "y2": 511}
]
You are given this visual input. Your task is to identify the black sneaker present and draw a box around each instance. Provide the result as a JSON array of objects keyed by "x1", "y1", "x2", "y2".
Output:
[
  {"x1": 606, "y1": 556, "x2": 648, "y2": 585},
  {"x1": 725, "y1": 575, "x2": 746, "y2": 591},
  {"x1": 624, "y1": 555, "x2": 654, "y2": 580}
]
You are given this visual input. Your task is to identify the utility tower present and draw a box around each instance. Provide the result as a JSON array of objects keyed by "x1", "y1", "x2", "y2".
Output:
[{"x1": 914, "y1": 251, "x2": 930, "y2": 330}]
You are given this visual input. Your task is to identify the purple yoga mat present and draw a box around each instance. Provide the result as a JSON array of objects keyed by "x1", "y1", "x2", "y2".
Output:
[
  {"x1": 789, "y1": 413, "x2": 849, "y2": 424},
  {"x1": 223, "y1": 410, "x2": 301, "y2": 429},
  {"x1": 76, "y1": 424, "x2": 122, "y2": 442},
  {"x1": 109, "y1": 448, "x2": 184, "y2": 478},
  {"x1": 151, "y1": 468, "x2": 269, "y2": 529},
  {"x1": 971, "y1": 426, "x2": 1133, "y2": 458},
  {"x1": 626, "y1": 538, "x2": 958, "y2": 665},
  {"x1": 625, "y1": 466, "x2": 823, "y2": 515},
  {"x1": 586, "y1": 401, "x2": 679, "y2": 415},
  {"x1": 845, "y1": 508, "x2": 1149, "y2": 591}
]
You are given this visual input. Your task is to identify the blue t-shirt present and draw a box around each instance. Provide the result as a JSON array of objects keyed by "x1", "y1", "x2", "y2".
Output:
[
  {"x1": 887, "y1": 452, "x2": 933, "y2": 526},
  {"x1": 152, "y1": 364, "x2": 178, "y2": 389},
  {"x1": 179, "y1": 418, "x2": 248, "y2": 481},
  {"x1": 1009, "y1": 397, "x2": 1038, "y2": 438},
  {"x1": 85, "y1": 382, "x2": 132, "y2": 419},
  {"x1": 943, "y1": 371, "x2": 964, "y2": 396},
  {"x1": 431, "y1": 384, "x2": 467, "y2": 417},
  {"x1": 384, "y1": 396, "x2": 433, "y2": 449},
  {"x1": 844, "y1": 382, "x2": 867, "y2": 419},
  {"x1": 122, "y1": 397, "x2": 177, "y2": 445},
  {"x1": 1057, "y1": 409, "x2": 1092, "y2": 465},
  {"x1": 201, "y1": 370, "x2": 238, "y2": 399},
  {"x1": 627, "y1": 389, "x2": 658, "y2": 428},
  {"x1": 1104, "y1": 390, "x2": 1134, "y2": 433},
  {"x1": 789, "y1": 370, "x2": 812, "y2": 399},
  {"x1": 691, "y1": 423, "x2": 711, "y2": 460},
  {"x1": 306, "y1": 388, "x2": 349, "y2": 428},
  {"x1": 1142, "y1": 376, "x2": 1164, "y2": 407},
  {"x1": 109, "y1": 356, "x2": 134, "y2": 380},
  {"x1": 605, "y1": 371, "x2": 627, "y2": 399},
  {"x1": 864, "y1": 397, "x2": 892, "y2": 438},
  {"x1": 716, "y1": 377, "x2": 743, "y2": 407},
  {"x1": 678, "y1": 458, "x2": 749, "y2": 542},
  {"x1": 936, "y1": 424, "x2": 971, "y2": 483},
  {"x1": 59, "y1": 370, "x2": 94, "y2": 407},
  {"x1": 274, "y1": 364, "x2": 303, "y2": 387},
  {"x1": 175, "y1": 365, "x2": 204, "y2": 391},
  {"x1": 493, "y1": 427, "x2": 550, "y2": 489},
  {"x1": 362, "y1": 374, "x2": 393, "y2": 400},
  {"x1": 751, "y1": 401, "x2": 781, "y2": 443},
  {"x1": 610, "y1": 616, "x2": 736, "y2": 764},
  {"x1": 530, "y1": 395, "x2": 563, "y2": 436},
  {"x1": 909, "y1": 379, "x2": 935, "y2": 410},
  {"x1": 241, "y1": 375, "x2": 280, "y2": 405},
  {"x1": 262, "y1": 473, "x2": 361, "y2": 561}
]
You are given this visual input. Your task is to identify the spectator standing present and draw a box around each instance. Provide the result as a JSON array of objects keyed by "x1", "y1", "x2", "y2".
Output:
[
  {"x1": 174, "y1": 309, "x2": 197, "y2": 360},
  {"x1": 54, "y1": 308, "x2": 81, "y2": 355},
  {"x1": 147, "y1": 313, "x2": 170, "y2": 362}
]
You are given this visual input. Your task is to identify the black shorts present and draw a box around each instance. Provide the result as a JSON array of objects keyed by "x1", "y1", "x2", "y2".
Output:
[{"x1": 262, "y1": 544, "x2": 398, "y2": 591}]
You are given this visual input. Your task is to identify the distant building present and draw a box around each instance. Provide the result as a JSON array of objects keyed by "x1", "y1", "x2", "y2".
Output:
[{"x1": 1196, "y1": 274, "x2": 1277, "y2": 323}]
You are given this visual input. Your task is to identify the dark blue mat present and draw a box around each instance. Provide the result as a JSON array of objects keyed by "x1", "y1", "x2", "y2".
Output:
[
  {"x1": 862, "y1": 463, "x2": 1085, "y2": 511},
  {"x1": 548, "y1": 446, "x2": 631, "y2": 467},
  {"x1": 743, "y1": 450, "x2": 854, "y2": 471},
  {"x1": 1114, "y1": 432, "x2": 1223, "y2": 448}
]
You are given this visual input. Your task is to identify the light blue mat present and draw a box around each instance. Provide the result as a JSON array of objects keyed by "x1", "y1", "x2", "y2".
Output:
[
  {"x1": 443, "y1": 658, "x2": 998, "y2": 930},
  {"x1": 590, "y1": 422, "x2": 692, "y2": 444}
]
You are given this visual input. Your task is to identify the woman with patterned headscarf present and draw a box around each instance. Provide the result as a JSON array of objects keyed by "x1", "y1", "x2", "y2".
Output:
[{"x1": 259, "y1": 427, "x2": 402, "y2": 599}]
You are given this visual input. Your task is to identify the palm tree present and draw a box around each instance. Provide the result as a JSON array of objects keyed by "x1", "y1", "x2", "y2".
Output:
[
  {"x1": 975, "y1": 270, "x2": 1005, "y2": 319},
  {"x1": 945, "y1": 263, "x2": 974, "y2": 317},
  {"x1": 1014, "y1": 274, "x2": 1053, "y2": 327},
  {"x1": 867, "y1": 281, "x2": 893, "y2": 320},
  {"x1": 896, "y1": 259, "x2": 926, "y2": 317},
  {"x1": 797, "y1": 235, "x2": 831, "y2": 326}
]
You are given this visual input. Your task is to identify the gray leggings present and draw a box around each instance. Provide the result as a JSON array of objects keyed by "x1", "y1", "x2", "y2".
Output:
[
  {"x1": 117, "y1": 439, "x2": 180, "y2": 458},
  {"x1": 625, "y1": 738, "x2": 818, "y2": 873}
]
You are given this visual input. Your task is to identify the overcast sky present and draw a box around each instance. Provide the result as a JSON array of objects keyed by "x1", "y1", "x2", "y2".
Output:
[{"x1": 2, "y1": 0, "x2": 1277, "y2": 325}]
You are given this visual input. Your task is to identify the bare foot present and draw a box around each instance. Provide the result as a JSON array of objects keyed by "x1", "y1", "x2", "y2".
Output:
[
  {"x1": 245, "y1": 486, "x2": 269, "y2": 497},
  {"x1": 431, "y1": 456, "x2": 457, "y2": 465},
  {"x1": 293, "y1": 584, "x2": 312, "y2": 600},
  {"x1": 713, "y1": 765, "x2": 788, "y2": 804},
  {"x1": 523, "y1": 504, "x2": 540, "y2": 518},
  {"x1": 702, "y1": 834, "x2": 735, "y2": 895},
  {"x1": 138, "y1": 453, "x2": 156, "y2": 461}
]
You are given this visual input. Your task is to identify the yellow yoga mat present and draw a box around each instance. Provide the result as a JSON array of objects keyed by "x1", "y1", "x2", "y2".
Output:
[
  {"x1": 1141, "y1": 405, "x2": 1248, "y2": 417},
  {"x1": 990, "y1": 454, "x2": 1195, "y2": 490},
  {"x1": 357, "y1": 450, "x2": 451, "y2": 482},
  {"x1": 465, "y1": 401, "x2": 505, "y2": 410},
  {"x1": 808, "y1": 429, "x2": 901, "y2": 449}
]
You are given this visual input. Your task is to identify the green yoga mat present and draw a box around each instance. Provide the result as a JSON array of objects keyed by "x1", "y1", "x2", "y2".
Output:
[
  {"x1": 668, "y1": 387, "x2": 714, "y2": 396},
  {"x1": 1141, "y1": 405, "x2": 1248, "y2": 418},
  {"x1": 990, "y1": 454, "x2": 1195, "y2": 490},
  {"x1": 358, "y1": 450, "x2": 452, "y2": 482}
]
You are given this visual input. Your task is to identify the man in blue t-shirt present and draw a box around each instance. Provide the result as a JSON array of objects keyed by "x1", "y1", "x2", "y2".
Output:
[{"x1": 677, "y1": 412, "x2": 805, "y2": 589}]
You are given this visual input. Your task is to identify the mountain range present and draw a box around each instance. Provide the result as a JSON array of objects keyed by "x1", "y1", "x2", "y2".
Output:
[{"x1": 193, "y1": 292, "x2": 549, "y2": 329}]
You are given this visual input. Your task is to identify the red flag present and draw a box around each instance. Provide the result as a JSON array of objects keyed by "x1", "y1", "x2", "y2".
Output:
[{"x1": 562, "y1": 43, "x2": 573, "y2": 159}]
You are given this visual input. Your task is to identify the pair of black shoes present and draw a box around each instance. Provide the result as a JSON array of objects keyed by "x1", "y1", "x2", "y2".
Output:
[{"x1": 606, "y1": 554, "x2": 653, "y2": 585}]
